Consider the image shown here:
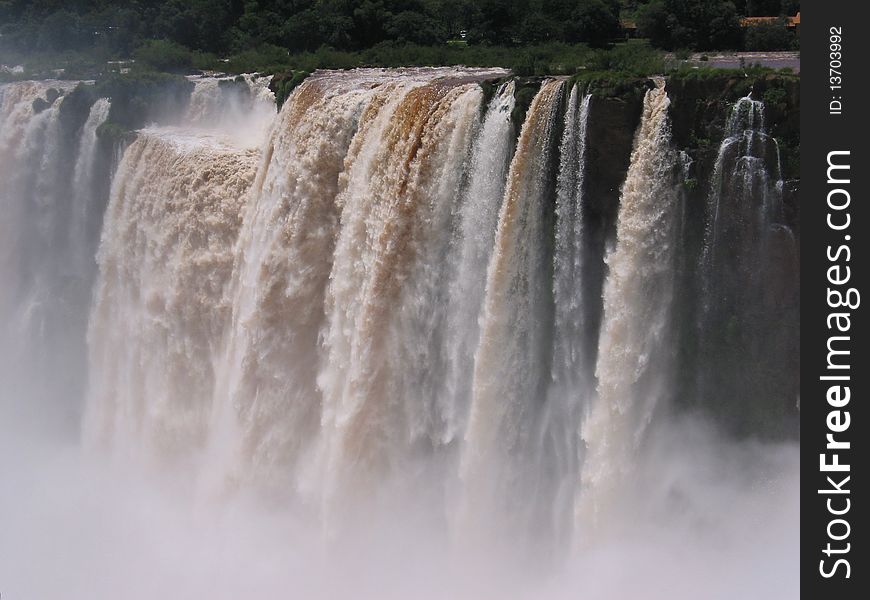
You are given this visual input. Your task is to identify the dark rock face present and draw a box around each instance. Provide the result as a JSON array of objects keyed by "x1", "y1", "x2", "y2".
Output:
[
  {"x1": 94, "y1": 72, "x2": 195, "y2": 131},
  {"x1": 668, "y1": 73, "x2": 800, "y2": 182},
  {"x1": 32, "y1": 96, "x2": 51, "y2": 113},
  {"x1": 666, "y1": 74, "x2": 800, "y2": 439},
  {"x1": 524, "y1": 73, "x2": 800, "y2": 440},
  {"x1": 582, "y1": 91, "x2": 645, "y2": 373}
]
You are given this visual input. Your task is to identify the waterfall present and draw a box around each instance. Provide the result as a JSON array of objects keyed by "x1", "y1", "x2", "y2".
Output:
[
  {"x1": 70, "y1": 98, "x2": 111, "y2": 278},
  {"x1": 700, "y1": 94, "x2": 784, "y2": 318},
  {"x1": 578, "y1": 80, "x2": 681, "y2": 527},
  {"x1": 185, "y1": 75, "x2": 276, "y2": 147},
  {"x1": 205, "y1": 72, "x2": 394, "y2": 496},
  {"x1": 693, "y1": 93, "x2": 798, "y2": 429},
  {"x1": 441, "y1": 81, "x2": 516, "y2": 445},
  {"x1": 544, "y1": 84, "x2": 593, "y2": 546},
  {"x1": 0, "y1": 84, "x2": 65, "y2": 318},
  {"x1": 84, "y1": 130, "x2": 260, "y2": 460},
  {"x1": 318, "y1": 72, "x2": 488, "y2": 518},
  {"x1": 552, "y1": 86, "x2": 592, "y2": 396},
  {"x1": 2, "y1": 68, "x2": 798, "y2": 579},
  {"x1": 0, "y1": 81, "x2": 89, "y2": 428},
  {"x1": 460, "y1": 79, "x2": 564, "y2": 543}
]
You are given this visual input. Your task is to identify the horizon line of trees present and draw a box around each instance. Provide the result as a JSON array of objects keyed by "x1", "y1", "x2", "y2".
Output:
[{"x1": 1, "y1": 0, "x2": 801, "y2": 60}]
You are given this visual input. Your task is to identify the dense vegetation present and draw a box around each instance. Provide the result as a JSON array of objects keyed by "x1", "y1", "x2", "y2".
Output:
[
  {"x1": 2, "y1": 1, "x2": 626, "y2": 55},
  {"x1": 2, "y1": 0, "x2": 800, "y2": 78}
]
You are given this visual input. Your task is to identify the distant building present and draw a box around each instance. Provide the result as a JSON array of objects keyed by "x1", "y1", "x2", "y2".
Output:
[
  {"x1": 107, "y1": 60, "x2": 134, "y2": 74},
  {"x1": 620, "y1": 19, "x2": 638, "y2": 39},
  {"x1": 740, "y1": 13, "x2": 800, "y2": 31}
]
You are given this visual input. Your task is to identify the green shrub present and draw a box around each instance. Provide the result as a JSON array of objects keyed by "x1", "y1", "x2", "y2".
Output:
[
  {"x1": 638, "y1": 0, "x2": 742, "y2": 51},
  {"x1": 94, "y1": 71, "x2": 194, "y2": 130},
  {"x1": 96, "y1": 121, "x2": 135, "y2": 144},
  {"x1": 224, "y1": 44, "x2": 293, "y2": 73},
  {"x1": 743, "y1": 20, "x2": 794, "y2": 52},
  {"x1": 571, "y1": 71, "x2": 648, "y2": 101},
  {"x1": 587, "y1": 42, "x2": 665, "y2": 75},
  {"x1": 133, "y1": 40, "x2": 194, "y2": 73},
  {"x1": 270, "y1": 70, "x2": 312, "y2": 109}
]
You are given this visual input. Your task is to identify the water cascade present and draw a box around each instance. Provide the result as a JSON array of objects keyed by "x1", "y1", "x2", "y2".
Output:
[
  {"x1": 70, "y1": 98, "x2": 111, "y2": 279},
  {"x1": 700, "y1": 94, "x2": 784, "y2": 317},
  {"x1": 185, "y1": 74, "x2": 277, "y2": 147},
  {"x1": 0, "y1": 81, "x2": 107, "y2": 429},
  {"x1": 578, "y1": 80, "x2": 682, "y2": 527},
  {"x1": 206, "y1": 71, "x2": 421, "y2": 497},
  {"x1": 84, "y1": 130, "x2": 260, "y2": 460},
  {"x1": 693, "y1": 93, "x2": 799, "y2": 430},
  {"x1": 318, "y1": 72, "x2": 487, "y2": 519},
  {"x1": 459, "y1": 79, "x2": 564, "y2": 545},
  {"x1": 544, "y1": 85, "x2": 593, "y2": 547},
  {"x1": 441, "y1": 80, "x2": 516, "y2": 447},
  {"x1": 0, "y1": 68, "x2": 799, "y2": 574}
]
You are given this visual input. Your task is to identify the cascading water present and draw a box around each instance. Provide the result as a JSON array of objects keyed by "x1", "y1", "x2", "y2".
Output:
[
  {"x1": 318, "y1": 72, "x2": 490, "y2": 520},
  {"x1": 1, "y1": 67, "x2": 799, "y2": 596},
  {"x1": 552, "y1": 86, "x2": 593, "y2": 396},
  {"x1": 459, "y1": 79, "x2": 564, "y2": 545},
  {"x1": 381, "y1": 84, "x2": 482, "y2": 451},
  {"x1": 543, "y1": 84, "x2": 593, "y2": 547},
  {"x1": 185, "y1": 74, "x2": 276, "y2": 146},
  {"x1": 692, "y1": 93, "x2": 798, "y2": 430},
  {"x1": 206, "y1": 71, "x2": 408, "y2": 497},
  {"x1": 0, "y1": 82, "x2": 69, "y2": 327},
  {"x1": 578, "y1": 80, "x2": 681, "y2": 528},
  {"x1": 0, "y1": 81, "x2": 106, "y2": 430},
  {"x1": 70, "y1": 98, "x2": 111, "y2": 279},
  {"x1": 84, "y1": 130, "x2": 259, "y2": 461},
  {"x1": 441, "y1": 81, "x2": 516, "y2": 445},
  {"x1": 700, "y1": 94, "x2": 785, "y2": 316}
]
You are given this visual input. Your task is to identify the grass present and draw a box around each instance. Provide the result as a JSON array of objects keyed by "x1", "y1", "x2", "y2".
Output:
[
  {"x1": 1, "y1": 38, "x2": 803, "y2": 85},
  {"x1": 3, "y1": 39, "x2": 683, "y2": 81}
]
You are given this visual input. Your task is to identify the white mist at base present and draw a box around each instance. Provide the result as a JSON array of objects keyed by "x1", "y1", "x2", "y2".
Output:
[{"x1": 0, "y1": 415, "x2": 797, "y2": 600}]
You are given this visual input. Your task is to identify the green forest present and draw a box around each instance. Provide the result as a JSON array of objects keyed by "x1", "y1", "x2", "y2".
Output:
[{"x1": 1, "y1": 1, "x2": 800, "y2": 77}]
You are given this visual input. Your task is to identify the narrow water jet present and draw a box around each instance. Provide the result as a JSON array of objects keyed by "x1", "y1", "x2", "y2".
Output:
[
  {"x1": 578, "y1": 80, "x2": 682, "y2": 529},
  {"x1": 460, "y1": 79, "x2": 564, "y2": 547}
]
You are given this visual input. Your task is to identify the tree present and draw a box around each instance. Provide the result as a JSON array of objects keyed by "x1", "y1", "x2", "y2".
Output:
[
  {"x1": 230, "y1": 0, "x2": 288, "y2": 50},
  {"x1": 386, "y1": 11, "x2": 445, "y2": 45},
  {"x1": 424, "y1": 0, "x2": 480, "y2": 38},
  {"x1": 351, "y1": 0, "x2": 390, "y2": 47},
  {"x1": 521, "y1": 12, "x2": 562, "y2": 43},
  {"x1": 133, "y1": 39, "x2": 193, "y2": 72},
  {"x1": 780, "y1": 0, "x2": 800, "y2": 16},
  {"x1": 638, "y1": 0, "x2": 742, "y2": 50},
  {"x1": 154, "y1": 0, "x2": 233, "y2": 53},
  {"x1": 743, "y1": 18, "x2": 794, "y2": 50},
  {"x1": 466, "y1": 0, "x2": 525, "y2": 44},
  {"x1": 282, "y1": 9, "x2": 325, "y2": 51},
  {"x1": 744, "y1": 0, "x2": 783, "y2": 15},
  {"x1": 37, "y1": 9, "x2": 85, "y2": 52},
  {"x1": 569, "y1": 0, "x2": 621, "y2": 48}
]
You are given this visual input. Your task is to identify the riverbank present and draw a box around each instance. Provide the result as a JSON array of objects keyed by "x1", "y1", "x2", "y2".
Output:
[{"x1": 1, "y1": 42, "x2": 800, "y2": 84}]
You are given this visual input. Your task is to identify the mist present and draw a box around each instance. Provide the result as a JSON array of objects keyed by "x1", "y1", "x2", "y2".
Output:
[{"x1": 0, "y1": 408, "x2": 798, "y2": 599}]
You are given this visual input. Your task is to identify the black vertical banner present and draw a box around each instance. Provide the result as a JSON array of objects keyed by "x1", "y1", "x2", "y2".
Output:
[{"x1": 802, "y1": 1, "x2": 866, "y2": 596}]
